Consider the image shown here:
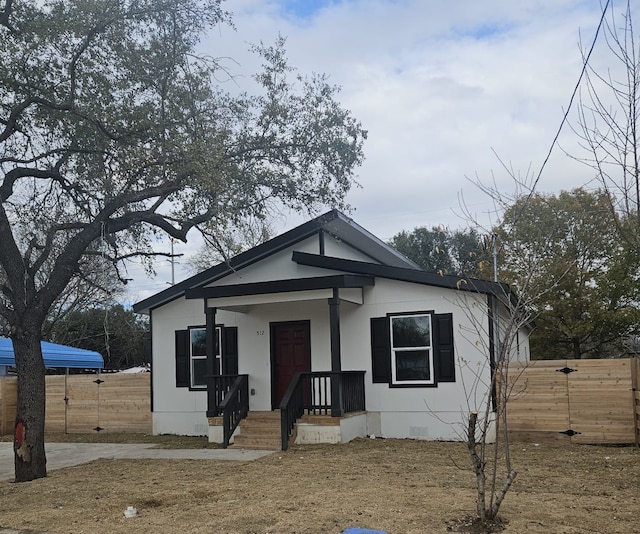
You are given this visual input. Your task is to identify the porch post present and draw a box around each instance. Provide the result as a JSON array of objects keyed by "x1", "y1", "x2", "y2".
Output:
[
  {"x1": 205, "y1": 305, "x2": 217, "y2": 417},
  {"x1": 328, "y1": 288, "x2": 343, "y2": 416}
]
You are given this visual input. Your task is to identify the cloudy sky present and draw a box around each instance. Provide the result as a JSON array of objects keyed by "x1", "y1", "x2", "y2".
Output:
[{"x1": 130, "y1": 0, "x2": 618, "y2": 302}]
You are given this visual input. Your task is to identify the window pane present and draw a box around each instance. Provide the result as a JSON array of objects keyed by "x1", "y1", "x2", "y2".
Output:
[
  {"x1": 191, "y1": 328, "x2": 206, "y2": 357},
  {"x1": 395, "y1": 350, "x2": 431, "y2": 381},
  {"x1": 392, "y1": 315, "x2": 430, "y2": 348},
  {"x1": 192, "y1": 358, "x2": 208, "y2": 387}
]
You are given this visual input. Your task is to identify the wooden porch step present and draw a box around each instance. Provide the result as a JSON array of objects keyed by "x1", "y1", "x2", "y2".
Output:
[{"x1": 231, "y1": 411, "x2": 281, "y2": 450}]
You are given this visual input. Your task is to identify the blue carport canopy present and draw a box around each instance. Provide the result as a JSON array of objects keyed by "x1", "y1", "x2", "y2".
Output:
[{"x1": 0, "y1": 337, "x2": 104, "y2": 369}]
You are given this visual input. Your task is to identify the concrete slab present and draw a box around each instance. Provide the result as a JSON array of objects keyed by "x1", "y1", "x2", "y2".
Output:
[{"x1": 0, "y1": 442, "x2": 273, "y2": 482}]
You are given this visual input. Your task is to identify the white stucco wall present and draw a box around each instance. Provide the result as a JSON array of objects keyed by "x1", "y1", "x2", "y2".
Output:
[
  {"x1": 339, "y1": 278, "x2": 494, "y2": 440},
  {"x1": 148, "y1": 233, "x2": 515, "y2": 440}
]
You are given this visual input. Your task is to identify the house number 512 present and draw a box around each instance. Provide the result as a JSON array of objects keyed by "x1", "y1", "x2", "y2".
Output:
[{"x1": 256, "y1": 330, "x2": 265, "y2": 336}]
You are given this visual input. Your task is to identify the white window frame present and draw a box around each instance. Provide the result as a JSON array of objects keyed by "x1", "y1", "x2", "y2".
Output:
[
  {"x1": 189, "y1": 326, "x2": 222, "y2": 389},
  {"x1": 389, "y1": 313, "x2": 434, "y2": 386}
]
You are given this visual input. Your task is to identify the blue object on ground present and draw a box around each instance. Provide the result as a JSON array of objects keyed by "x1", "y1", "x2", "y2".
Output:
[{"x1": 342, "y1": 529, "x2": 389, "y2": 534}]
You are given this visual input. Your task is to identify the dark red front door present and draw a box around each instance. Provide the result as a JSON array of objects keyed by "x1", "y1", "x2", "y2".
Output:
[{"x1": 271, "y1": 321, "x2": 311, "y2": 409}]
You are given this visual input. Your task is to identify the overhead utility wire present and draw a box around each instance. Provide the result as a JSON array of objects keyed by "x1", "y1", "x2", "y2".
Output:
[
  {"x1": 529, "y1": 0, "x2": 611, "y2": 194},
  {"x1": 495, "y1": 1, "x2": 611, "y2": 283}
]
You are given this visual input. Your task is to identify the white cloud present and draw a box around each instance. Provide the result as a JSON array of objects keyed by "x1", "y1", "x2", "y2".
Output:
[{"x1": 131, "y1": 0, "x2": 620, "y2": 301}]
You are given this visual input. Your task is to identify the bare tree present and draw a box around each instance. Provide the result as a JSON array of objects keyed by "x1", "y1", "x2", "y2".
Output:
[
  {"x1": 448, "y1": 263, "x2": 528, "y2": 526},
  {"x1": 457, "y1": 281, "x2": 529, "y2": 527},
  {"x1": 457, "y1": 173, "x2": 567, "y2": 527},
  {"x1": 570, "y1": 0, "x2": 640, "y2": 230}
]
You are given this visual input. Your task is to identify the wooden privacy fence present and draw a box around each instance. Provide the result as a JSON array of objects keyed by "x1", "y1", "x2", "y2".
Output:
[
  {"x1": 0, "y1": 373, "x2": 151, "y2": 435},
  {"x1": 507, "y1": 357, "x2": 640, "y2": 445},
  {"x1": 1, "y1": 361, "x2": 638, "y2": 443}
]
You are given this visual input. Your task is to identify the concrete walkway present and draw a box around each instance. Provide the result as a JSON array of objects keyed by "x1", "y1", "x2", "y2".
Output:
[{"x1": 0, "y1": 442, "x2": 273, "y2": 482}]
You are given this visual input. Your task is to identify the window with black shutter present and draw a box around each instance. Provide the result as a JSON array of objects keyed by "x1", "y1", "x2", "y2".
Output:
[
  {"x1": 175, "y1": 325, "x2": 228, "y2": 389},
  {"x1": 433, "y1": 313, "x2": 455, "y2": 382},
  {"x1": 370, "y1": 311, "x2": 455, "y2": 387},
  {"x1": 370, "y1": 317, "x2": 391, "y2": 383},
  {"x1": 175, "y1": 330, "x2": 190, "y2": 388}
]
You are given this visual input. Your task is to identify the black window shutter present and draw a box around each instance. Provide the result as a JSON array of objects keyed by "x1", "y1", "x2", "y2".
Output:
[
  {"x1": 370, "y1": 316, "x2": 391, "y2": 383},
  {"x1": 222, "y1": 327, "x2": 238, "y2": 375},
  {"x1": 175, "y1": 329, "x2": 190, "y2": 387},
  {"x1": 434, "y1": 313, "x2": 455, "y2": 382}
]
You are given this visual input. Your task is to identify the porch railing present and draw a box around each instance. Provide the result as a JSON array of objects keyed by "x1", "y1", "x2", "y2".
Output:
[
  {"x1": 207, "y1": 374, "x2": 243, "y2": 417},
  {"x1": 280, "y1": 371, "x2": 366, "y2": 451},
  {"x1": 217, "y1": 374, "x2": 249, "y2": 448}
]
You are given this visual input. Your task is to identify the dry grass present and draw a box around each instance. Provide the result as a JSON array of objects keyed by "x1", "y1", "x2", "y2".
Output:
[{"x1": 0, "y1": 437, "x2": 637, "y2": 533}]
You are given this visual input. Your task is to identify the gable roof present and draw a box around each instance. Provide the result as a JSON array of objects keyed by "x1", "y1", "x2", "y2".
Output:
[
  {"x1": 133, "y1": 210, "x2": 419, "y2": 314},
  {"x1": 0, "y1": 338, "x2": 104, "y2": 369}
]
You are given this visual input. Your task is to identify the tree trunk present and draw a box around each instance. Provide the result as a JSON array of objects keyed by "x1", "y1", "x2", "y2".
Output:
[
  {"x1": 572, "y1": 338, "x2": 582, "y2": 360},
  {"x1": 12, "y1": 329, "x2": 47, "y2": 481},
  {"x1": 467, "y1": 411, "x2": 487, "y2": 522}
]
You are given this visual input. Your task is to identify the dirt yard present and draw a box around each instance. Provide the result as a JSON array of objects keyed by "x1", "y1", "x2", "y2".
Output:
[{"x1": 0, "y1": 435, "x2": 637, "y2": 533}]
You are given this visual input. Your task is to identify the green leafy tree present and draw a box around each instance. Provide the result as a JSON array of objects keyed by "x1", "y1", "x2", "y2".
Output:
[
  {"x1": 44, "y1": 305, "x2": 149, "y2": 370},
  {"x1": 0, "y1": 0, "x2": 366, "y2": 481},
  {"x1": 497, "y1": 188, "x2": 640, "y2": 359},
  {"x1": 388, "y1": 226, "x2": 491, "y2": 277}
]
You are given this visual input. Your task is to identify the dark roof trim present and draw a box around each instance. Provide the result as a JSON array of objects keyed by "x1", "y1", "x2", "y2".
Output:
[
  {"x1": 320, "y1": 213, "x2": 421, "y2": 270},
  {"x1": 134, "y1": 209, "x2": 418, "y2": 314},
  {"x1": 133, "y1": 211, "x2": 344, "y2": 313},
  {"x1": 185, "y1": 274, "x2": 375, "y2": 300},
  {"x1": 291, "y1": 251, "x2": 512, "y2": 297}
]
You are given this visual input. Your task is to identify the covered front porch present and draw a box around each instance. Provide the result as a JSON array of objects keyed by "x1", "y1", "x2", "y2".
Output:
[
  {"x1": 184, "y1": 273, "x2": 374, "y2": 450},
  {"x1": 207, "y1": 371, "x2": 367, "y2": 450}
]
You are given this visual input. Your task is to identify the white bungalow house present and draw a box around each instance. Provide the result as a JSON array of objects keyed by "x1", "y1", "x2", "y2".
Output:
[{"x1": 133, "y1": 210, "x2": 529, "y2": 449}]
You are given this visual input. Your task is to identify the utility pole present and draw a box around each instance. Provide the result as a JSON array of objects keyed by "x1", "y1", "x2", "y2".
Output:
[
  {"x1": 170, "y1": 239, "x2": 175, "y2": 285},
  {"x1": 167, "y1": 239, "x2": 184, "y2": 286},
  {"x1": 492, "y1": 233, "x2": 499, "y2": 283}
]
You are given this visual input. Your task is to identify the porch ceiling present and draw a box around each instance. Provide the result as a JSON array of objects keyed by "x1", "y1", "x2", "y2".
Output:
[{"x1": 206, "y1": 289, "x2": 330, "y2": 311}]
